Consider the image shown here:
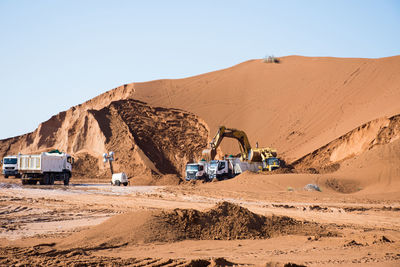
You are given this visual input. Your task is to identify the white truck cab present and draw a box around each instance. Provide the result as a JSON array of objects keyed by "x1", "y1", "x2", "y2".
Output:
[
  {"x1": 207, "y1": 159, "x2": 234, "y2": 180},
  {"x1": 185, "y1": 161, "x2": 208, "y2": 181},
  {"x1": 1, "y1": 155, "x2": 20, "y2": 178}
]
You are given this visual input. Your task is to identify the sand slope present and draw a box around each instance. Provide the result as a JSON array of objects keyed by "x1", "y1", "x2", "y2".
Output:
[{"x1": 131, "y1": 56, "x2": 400, "y2": 161}]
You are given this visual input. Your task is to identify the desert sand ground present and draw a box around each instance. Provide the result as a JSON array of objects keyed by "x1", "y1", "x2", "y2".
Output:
[{"x1": 0, "y1": 173, "x2": 399, "y2": 266}]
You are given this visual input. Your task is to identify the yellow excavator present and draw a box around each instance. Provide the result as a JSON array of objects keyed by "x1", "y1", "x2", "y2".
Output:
[{"x1": 202, "y1": 126, "x2": 279, "y2": 171}]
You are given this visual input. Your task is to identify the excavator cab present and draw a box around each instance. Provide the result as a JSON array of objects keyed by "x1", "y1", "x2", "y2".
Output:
[{"x1": 264, "y1": 157, "x2": 280, "y2": 171}]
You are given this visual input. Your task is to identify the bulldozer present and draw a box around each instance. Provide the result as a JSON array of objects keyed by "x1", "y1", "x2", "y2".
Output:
[{"x1": 202, "y1": 126, "x2": 279, "y2": 171}]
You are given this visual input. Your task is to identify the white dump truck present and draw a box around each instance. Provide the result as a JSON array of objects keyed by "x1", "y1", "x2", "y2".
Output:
[
  {"x1": 185, "y1": 160, "x2": 208, "y2": 181},
  {"x1": 208, "y1": 157, "x2": 264, "y2": 180},
  {"x1": 19, "y1": 151, "x2": 74, "y2": 185},
  {"x1": 1, "y1": 155, "x2": 20, "y2": 178}
]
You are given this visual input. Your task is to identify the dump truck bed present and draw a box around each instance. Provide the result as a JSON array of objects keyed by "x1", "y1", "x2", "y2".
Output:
[{"x1": 19, "y1": 153, "x2": 66, "y2": 173}]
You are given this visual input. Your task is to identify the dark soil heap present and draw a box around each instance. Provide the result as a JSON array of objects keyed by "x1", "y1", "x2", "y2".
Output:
[
  {"x1": 59, "y1": 202, "x2": 335, "y2": 249},
  {"x1": 144, "y1": 202, "x2": 331, "y2": 242}
]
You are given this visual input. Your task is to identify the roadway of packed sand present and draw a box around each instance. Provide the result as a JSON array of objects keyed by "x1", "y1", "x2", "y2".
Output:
[{"x1": 0, "y1": 175, "x2": 399, "y2": 266}]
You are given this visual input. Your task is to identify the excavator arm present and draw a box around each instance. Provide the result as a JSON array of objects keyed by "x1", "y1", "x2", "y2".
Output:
[{"x1": 202, "y1": 126, "x2": 252, "y2": 161}]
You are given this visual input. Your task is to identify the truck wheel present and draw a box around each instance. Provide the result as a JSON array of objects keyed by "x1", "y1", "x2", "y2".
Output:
[
  {"x1": 16, "y1": 174, "x2": 21, "y2": 178},
  {"x1": 22, "y1": 179, "x2": 28, "y2": 185},
  {"x1": 63, "y1": 174, "x2": 70, "y2": 186},
  {"x1": 115, "y1": 180, "x2": 121, "y2": 186},
  {"x1": 49, "y1": 174, "x2": 55, "y2": 185},
  {"x1": 123, "y1": 182, "x2": 128, "y2": 186},
  {"x1": 4, "y1": 175, "x2": 8, "y2": 179},
  {"x1": 31, "y1": 180, "x2": 38, "y2": 185},
  {"x1": 41, "y1": 173, "x2": 50, "y2": 185}
]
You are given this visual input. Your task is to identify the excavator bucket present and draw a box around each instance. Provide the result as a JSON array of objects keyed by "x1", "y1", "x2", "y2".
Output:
[{"x1": 202, "y1": 148, "x2": 216, "y2": 161}]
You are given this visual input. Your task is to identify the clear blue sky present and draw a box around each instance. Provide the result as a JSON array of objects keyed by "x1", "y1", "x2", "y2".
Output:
[{"x1": 0, "y1": 0, "x2": 399, "y2": 139}]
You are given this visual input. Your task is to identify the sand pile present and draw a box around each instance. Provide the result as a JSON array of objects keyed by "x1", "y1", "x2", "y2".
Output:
[
  {"x1": 58, "y1": 202, "x2": 332, "y2": 249},
  {"x1": 148, "y1": 201, "x2": 320, "y2": 241},
  {"x1": 0, "y1": 99, "x2": 209, "y2": 181}
]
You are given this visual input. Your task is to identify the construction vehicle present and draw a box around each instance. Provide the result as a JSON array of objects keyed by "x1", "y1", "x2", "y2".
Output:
[
  {"x1": 103, "y1": 151, "x2": 129, "y2": 186},
  {"x1": 185, "y1": 160, "x2": 208, "y2": 181},
  {"x1": 207, "y1": 156, "x2": 265, "y2": 180},
  {"x1": 202, "y1": 126, "x2": 280, "y2": 171},
  {"x1": 19, "y1": 150, "x2": 74, "y2": 185},
  {"x1": 1, "y1": 155, "x2": 20, "y2": 178},
  {"x1": 112, "y1": 172, "x2": 128, "y2": 186},
  {"x1": 208, "y1": 159, "x2": 234, "y2": 180}
]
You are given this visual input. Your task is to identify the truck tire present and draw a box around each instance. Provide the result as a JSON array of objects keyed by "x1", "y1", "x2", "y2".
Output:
[
  {"x1": 49, "y1": 174, "x2": 55, "y2": 185},
  {"x1": 63, "y1": 173, "x2": 70, "y2": 186},
  {"x1": 22, "y1": 179, "x2": 28, "y2": 185},
  {"x1": 123, "y1": 182, "x2": 128, "y2": 186},
  {"x1": 40, "y1": 173, "x2": 50, "y2": 185},
  {"x1": 16, "y1": 174, "x2": 21, "y2": 178},
  {"x1": 4, "y1": 175, "x2": 8, "y2": 179},
  {"x1": 115, "y1": 180, "x2": 121, "y2": 186}
]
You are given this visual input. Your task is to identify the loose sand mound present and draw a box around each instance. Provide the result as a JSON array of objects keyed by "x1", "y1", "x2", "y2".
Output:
[
  {"x1": 58, "y1": 202, "x2": 333, "y2": 249},
  {"x1": 0, "y1": 99, "x2": 209, "y2": 181}
]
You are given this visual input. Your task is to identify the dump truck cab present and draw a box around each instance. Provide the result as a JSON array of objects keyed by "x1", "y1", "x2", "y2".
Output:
[
  {"x1": 208, "y1": 159, "x2": 234, "y2": 180},
  {"x1": 1, "y1": 155, "x2": 20, "y2": 178},
  {"x1": 185, "y1": 161, "x2": 208, "y2": 181}
]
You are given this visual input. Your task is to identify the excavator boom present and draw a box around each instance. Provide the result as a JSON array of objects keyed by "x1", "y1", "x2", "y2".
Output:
[{"x1": 202, "y1": 126, "x2": 252, "y2": 161}]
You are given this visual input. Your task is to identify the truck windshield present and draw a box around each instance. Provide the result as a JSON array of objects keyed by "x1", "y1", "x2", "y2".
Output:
[
  {"x1": 4, "y1": 158, "x2": 17, "y2": 164},
  {"x1": 267, "y1": 158, "x2": 279, "y2": 165},
  {"x1": 209, "y1": 160, "x2": 218, "y2": 169},
  {"x1": 186, "y1": 165, "x2": 199, "y2": 171}
]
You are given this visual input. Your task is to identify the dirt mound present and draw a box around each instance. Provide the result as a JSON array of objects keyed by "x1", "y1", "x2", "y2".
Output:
[
  {"x1": 0, "y1": 99, "x2": 209, "y2": 181},
  {"x1": 59, "y1": 202, "x2": 333, "y2": 249}
]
